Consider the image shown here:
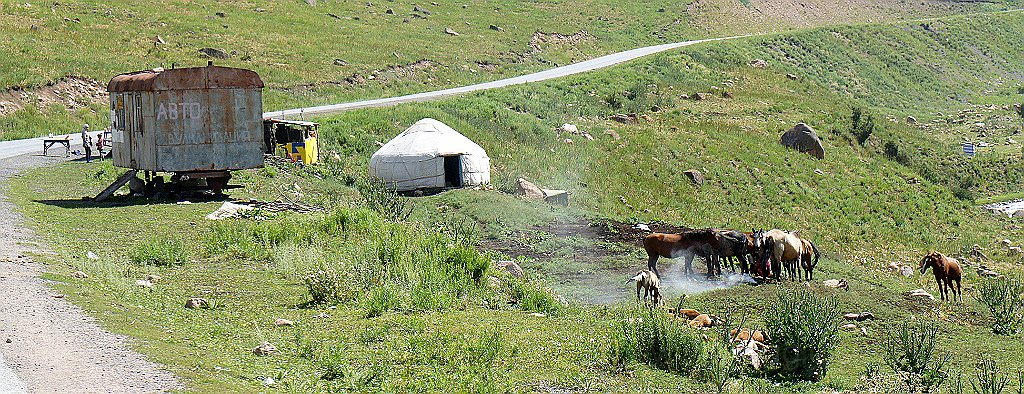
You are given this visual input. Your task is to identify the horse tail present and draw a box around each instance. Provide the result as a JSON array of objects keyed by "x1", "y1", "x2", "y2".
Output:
[{"x1": 810, "y1": 241, "x2": 821, "y2": 265}]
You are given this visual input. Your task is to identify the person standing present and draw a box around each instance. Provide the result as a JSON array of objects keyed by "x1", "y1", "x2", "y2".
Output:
[
  {"x1": 80, "y1": 124, "x2": 89, "y2": 148},
  {"x1": 84, "y1": 135, "x2": 93, "y2": 163},
  {"x1": 95, "y1": 132, "x2": 104, "y2": 159}
]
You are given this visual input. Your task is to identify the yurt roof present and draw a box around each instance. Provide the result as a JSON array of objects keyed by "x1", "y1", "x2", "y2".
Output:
[{"x1": 372, "y1": 118, "x2": 487, "y2": 159}]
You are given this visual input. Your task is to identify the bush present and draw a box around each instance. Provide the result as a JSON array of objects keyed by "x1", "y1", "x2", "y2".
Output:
[
  {"x1": 882, "y1": 319, "x2": 949, "y2": 392},
  {"x1": 851, "y1": 107, "x2": 876, "y2": 145},
  {"x1": 363, "y1": 284, "x2": 402, "y2": 318},
  {"x1": 764, "y1": 287, "x2": 840, "y2": 382},
  {"x1": 609, "y1": 306, "x2": 708, "y2": 375},
  {"x1": 503, "y1": 276, "x2": 560, "y2": 314},
  {"x1": 127, "y1": 238, "x2": 189, "y2": 266},
  {"x1": 357, "y1": 177, "x2": 413, "y2": 222},
  {"x1": 976, "y1": 276, "x2": 1024, "y2": 335},
  {"x1": 304, "y1": 268, "x2": 355, "y2": 305}
]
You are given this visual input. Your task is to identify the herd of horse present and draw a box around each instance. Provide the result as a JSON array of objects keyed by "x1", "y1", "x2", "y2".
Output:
[
  {"x1": 642, "y1": 228, "x2": 821, "y2": 282},
  {"x1": 633, "y1": 227, "x2": 966, "y2": 304}
]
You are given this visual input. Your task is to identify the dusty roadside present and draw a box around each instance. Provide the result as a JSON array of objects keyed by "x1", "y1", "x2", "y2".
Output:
[{"x1": 0, "y1": 153, "x2": 180, "y2": 393}]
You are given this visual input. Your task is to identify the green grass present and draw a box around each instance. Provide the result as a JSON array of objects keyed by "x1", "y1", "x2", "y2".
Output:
[{"x1": 6, "y1": 7, "x2": 1024, "y2": 394}]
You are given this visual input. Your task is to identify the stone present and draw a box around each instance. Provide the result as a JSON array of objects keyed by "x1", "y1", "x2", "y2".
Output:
[
  {"x1": 722, "y1": 91, "x2": 734, "y2": 98},
  {"x1": 184, "y1": 298, "x2": 209, "y2": 309},
  {"x1": 906, "y1": 115, "x2": 917, "y2": 124},
  {"x1": 683, "y1": 169, "x2": 704, "y2": 185},
  {"x1": 558, "y1": 123, "x2": 579, "y2": 134},
  {"x1": 516, "y1": 178, "x2": 545, "y2": 199},
  {"x1": 215, "y1": 12, "x2": 227, "y2": 17},
  {"x1": 198, "y1": 47, "x2": 230, "y2": 59},
  {"x1": 694, "y1": 92, "x2": 712, "y2": 100},
  {"x1": 135, "y1": 279, "x2": 153, "y2": 288},
  {"x1": 529, "y1": 312, "x2": 546, "y2": 317},
  {"x1": 305, "y1": 0, "x2": 316, "y2": 5},
  {"x1": 495, "y1": 260, "x2": 525, "y2": 278},
  {"x1": 333, "y1": 59, "x2": 348, "y2": 66},
  {"x1": 905, "y1": 289, "x2": 934, "y2": 301},
  {"x1": 604, "y1": 129, "x2": 621, "y2": 140},
  {"x1": 899, "y1": 266, "x2": 915, "y2": 277},
  {"x1": 414, "y1": 5, "x2": 431, "y2": 14},
  {"x1": 822, "y1": 279, "x2": 849, "y2": 290},
  {"x1": 779, "y1": 123, "x2": 825, "y2": 159},
  {"x1": 71, "y1": 271, "x2": 88, "y2": 279},
  {"x1": 786, "y1": 73, "x2": 798, "y2": 80},
  {"x1": 444, "y1": 27, "x2": 459, "y2": 36},
  {"x1": 385, "y1": 8, "x2": 395, "y2": 14},
  {"x1": 843, "y1": 312, "x2": 874, "y2": 321},
  {"x1": 146, "y1": 274, "x2": 162, "y2": 283},
  {"x1": 610, "y1": 114, "x2": 635, "y2": 124},
  {"x1": 749, "y1": 59, "x2": 768, "y2": 68},
  {"x1": 253, "y1": 341, "x2": 277, "y2": 356},
  {"x1": 1010, "y1": 246, "x2": 1022, "y2": 254},
  {"x1": 153, "y1": 35, "x2": 166, "y2": 45},
  {"x1": 489, "y1": 24, "x2": 503, "y2": 31},
  {"x1": 841, "y1": 323, "x2": 858, "y2": 330},
  {"x1": 274, "y1": 318, "x2": 294, "y2": 327},
  {"x1": 86, "y1": 251, "x2": 99, "y2": 260}
]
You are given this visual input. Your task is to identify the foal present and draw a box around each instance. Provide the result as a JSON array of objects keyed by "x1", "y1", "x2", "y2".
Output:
[{"x1": 919, "y1": 251, "x2": 962, "y2": 302}]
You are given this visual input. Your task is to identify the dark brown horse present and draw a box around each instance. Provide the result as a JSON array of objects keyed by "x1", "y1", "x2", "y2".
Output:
[
  {"x1": 919, "y1": 251, "x2": 962, "y2": 302},
  {"x1": 643, "y1": 229, "x2": 718, "y2": 278},
  {"x1": 712, "y1": 229, "x2": 751, "y2": 275}
]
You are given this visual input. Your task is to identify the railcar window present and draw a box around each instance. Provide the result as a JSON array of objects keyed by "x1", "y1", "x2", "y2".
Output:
[{"x1": 134, "y1": 93, "x2": 142, "y2": 134}]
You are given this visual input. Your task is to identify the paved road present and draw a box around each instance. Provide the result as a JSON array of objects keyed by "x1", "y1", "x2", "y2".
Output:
[
  {"x1": 263, "y1": 35, "x2": 745, "y2": 119},
  {"x1": 0, "y1": 133, "x2": 81, "y2": 161}
]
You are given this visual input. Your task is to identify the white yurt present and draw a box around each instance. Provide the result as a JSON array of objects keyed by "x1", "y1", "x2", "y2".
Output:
[{"x1": 369, "y1": 118, "x2": 490, "y2": 191}]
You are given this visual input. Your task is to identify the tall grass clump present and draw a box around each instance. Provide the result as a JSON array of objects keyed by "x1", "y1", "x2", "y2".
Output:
[
  {"x1": 972, "y1": 358, "x2": 1011, "y2": 394},
  {"x1": 609, "y1": 306, "x2": 708, "y2": 375},
  {"x1": 882, "y1": 319, "x2": 949, "y2": 392},
  {"x1": 358, "y1": 177, "x2": 413, "y2": 222},
  {"x1": 764, "y1": 287, "x2": 840, "y2": 382},
  {"x1": 976, "y1": 275, "x2": 1024, "y2": 335},
  {"x1": 304, "y1": 267, "x2": 357, "y2": 305},
  {"x1": 127, "y1": 238, "x2": 189, "y2": 266}
]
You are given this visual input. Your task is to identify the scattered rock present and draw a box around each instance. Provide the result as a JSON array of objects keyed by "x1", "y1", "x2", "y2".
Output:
[
  {"x1": 184, "y1": 298, "x2": 209, "y2": 309},
  {"x1": 444, "y1": 27, "x2": 459, "y2": 36},
  {"x1": 4, "y1": 338, "x2": 10, "y2": 344},
  {"x1": 1010, "y1": 246, "x2": 1022, "y2": 254},
  {"x1": 215, "y1": 12, "x2": 227, "y2": 17},
  {"x1": 413, "y1": 5, "x2": 431, "y2": 14},
  {"x1": 315, "y1": 312, "x2": 329, "y2": 319},
  {"x1": 86, "y1": 251, "x2": 99, "y2": 260},
  {"x1": 146, "y1": 274, "x2": 162, "y2": 283},
  {"x1": 153, "y1": 35, "x2": 166, "y2": 45},
  {"x1": 843, "y1": 312, "x2": 874, "y2": 321},
  {"x1": 609, "y1": 113, "x2": 636, "y2": 124},
  {"x1": 262, "y1": 377, "x2": 276, "y2": 387},
  {"x1": 779, "y1": 123, "x2": 825, "y2": 159},
  {"x1": 822, "y1": 279, "x2": 849, "y2": 290},
  {"x1": 253, "y1": 341, "x2": 277, "y2": 356},
  {"x1": 633, "y1": 223, "x2": 651, "y2": 232},
  {"x1": 977, "y1": 265, "x2": 1001, "y2": 278},
  {"x1": 683, "y1": 169, "x2": 704, "y2": 185},
  {"x1": 786, "y1": 73, "x2": 798, "y2": 80},
  {"x1": 905, "y1": 289, "x2": 935, "y2": 301},
  {"x1": 198, "y1": 47, "x2": 230, "y2": 59},
  {"x1": 327, "y1": 13, "x2": 340, "y2": 19},
  {"x1": 529, "y1": 312, "x2": 547, "y2": 317},
  {"x1": 906, "y1": 115, "x2": 917, "y2": 124},
  {"x1": 694, "y1": 92, "x2": 712, "y2": 100},
  {"x1": 495, "y1": 260, "x2": 525, "y2": 278},
  {"x1": 135, "y1": 279, "x2": 153, "y2": 288},
  {"x1": 255, "y1": 7, "x2": 266, "y2": 12},
  {"x1": 899, "y1": 266, "x2": 915, "y2": 278},
  {"x1": 489, "y1": 24, "x2": 503, "y2": 31},
  {"x1": 604, "y1": 129, "x2": 621, "y2": 140},
  {"x1": 305, "y1": 0, "x2": 316, "y2": 5},
  {"x1": 722, "y1": 91, "x2": 734, "y2": 98},
  {"x1": 385, "y1": 8, "x2": 395, "y2": 14},
  {"x1": 515, "y1": 178, "x2": 545, "y2": 200},
  {"x1": 70, "y1": 271, "x2": 88, "y2": 279},
  {"x1": 333, "y1": 59, "x2": 348, "y2": 66},
  {"x1": 558, "y1": 123, "x2": 579, "y2": 134},
  {"x1": 274, "y1": 318, "x2": 294, "y2": 327},
  {"x1": 749, "y1": 59, "x2": 768, "y2": 68}
]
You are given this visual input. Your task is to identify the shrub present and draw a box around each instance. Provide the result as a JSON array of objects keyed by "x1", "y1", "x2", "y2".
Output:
[
  {"x1": 363, "y1": 284, "x2": 402, "y2": 318},
  {"x1": 304, "y1": 268, "x2": 355, "y2": 305},
  {"x1": 764, "y1": 287, "x2": 840, "y2": 382},
  {"x1": 976, "y1": 276, "x2": 1024, "y2": 335},
  {"x1": 357, "y1": 177, "x2": 413, "y2": 222},
  {"x1": 127, "y1": 238, "x2": 189, "y2": 266},
  {"x1": 972, "y1": 358, "x2": 1010, "y2": 394},
  {"x1": 609, "y1": 306, "x2": 708, "y2": 375},
  {"x1": 851, "y1": 107, "x2": 876, "y2": 145},
  {"x1": 882, "y1": 319, "x2": 949, "y2": 392},
  {"x1": 503, "y1": 276, "x2": 560, "y2": 314}
]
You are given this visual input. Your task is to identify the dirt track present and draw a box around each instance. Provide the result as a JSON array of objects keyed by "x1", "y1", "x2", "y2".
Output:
[{"x1": 0, "y1": 153, "x2": 179, "y2": 393}]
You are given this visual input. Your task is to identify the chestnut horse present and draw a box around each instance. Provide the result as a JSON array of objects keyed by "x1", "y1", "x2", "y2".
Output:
[
  {"x1": 643, "y1": 229, "x2": 718, "y2": 278},
  {"x1": 919, "y1": 251, "x2": 962, "y2": 302}
]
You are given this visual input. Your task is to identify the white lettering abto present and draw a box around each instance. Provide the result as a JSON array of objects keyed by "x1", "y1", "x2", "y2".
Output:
[{"x1": 157, "y1": 103, "x2": 168, "y2": 120}]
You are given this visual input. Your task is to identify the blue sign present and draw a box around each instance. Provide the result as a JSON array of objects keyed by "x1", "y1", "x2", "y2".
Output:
[{"x1": 963, "y1": 142, "x2": 976, "y2": 157}]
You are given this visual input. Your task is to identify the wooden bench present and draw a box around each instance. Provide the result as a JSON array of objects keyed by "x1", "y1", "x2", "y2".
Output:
[{"x1": 42, "y1": 138, "x2": 71, "y2": 157}]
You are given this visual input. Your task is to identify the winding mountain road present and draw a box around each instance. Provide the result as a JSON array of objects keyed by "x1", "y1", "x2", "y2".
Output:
[{"x1": 263, "y1": 35, "x2": 745, "y2": 119}]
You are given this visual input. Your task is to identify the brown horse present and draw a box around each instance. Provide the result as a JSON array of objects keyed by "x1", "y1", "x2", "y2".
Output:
[
  {"x1": 643, "y1": 229, "x2": 718, "y2": 278},
  {"x1": 712, "y1": 229, "x2": 751, "y2": 275},
  {"x1": 919, "y1": 251, "x2": 962, "y2": 302}
]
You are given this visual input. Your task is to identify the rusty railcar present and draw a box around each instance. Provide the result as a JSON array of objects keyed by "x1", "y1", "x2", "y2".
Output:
[{"x1": 106, "y1": 64, "x2": 264, "y2": 193}]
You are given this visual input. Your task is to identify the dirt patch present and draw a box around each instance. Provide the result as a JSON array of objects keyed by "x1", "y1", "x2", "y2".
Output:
[
  {"x1": 283, "y1": 59, "x2": 438, "y2": 92},
  {"x1": 0, "y1": 77, "x2": 107, "y2": 117},
  {"x1": 528, "y1": 31, "x2": 594, "y2": 52}
]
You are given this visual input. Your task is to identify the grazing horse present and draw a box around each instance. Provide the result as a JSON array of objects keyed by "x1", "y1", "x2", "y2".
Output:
[
  {"x1": 643, "y1": 229, "x2": 718, "y2": 278},
  {"x1": 628, "y1": 270, "x2": 662, "y2": 305},
  {"x1": 755, "y1": 229, "x2": 803, "y2": 280},
  {"x1": 712, "y1": 229, "x2": 751, "y2": 275},
  {"x1": 919, "y1": 251, "x2": 962, "y2": 302},
  {"x1": 798, "y1": 238, "x2": 821, "y2": 281}
]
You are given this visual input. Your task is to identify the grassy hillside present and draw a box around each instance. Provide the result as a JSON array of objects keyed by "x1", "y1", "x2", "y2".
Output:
[
  {"x1": 6, "y1": 8, "x2": 1024, "y2": 394},
  {"x1": 0, "y1": 0, "x2": 1012, "y2": 140}
]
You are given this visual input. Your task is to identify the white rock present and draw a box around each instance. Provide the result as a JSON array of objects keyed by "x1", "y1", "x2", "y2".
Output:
[
  {"x1": 135, "y1": 279, "x2": 153, "y2": 288},
  {"x1": 905, "y1": 289, "x2": 934, "y2": 300},
  {"x1": 86, "y1": 251, "x2": 99, "y2": 260},
  {"x1": 558, "y1": 123, "x2": 579, "y2": 134}
]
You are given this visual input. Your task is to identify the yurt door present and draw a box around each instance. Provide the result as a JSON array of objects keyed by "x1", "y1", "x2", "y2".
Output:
[{"x1": 443, "y1": 155, "x2": 463, "y2": 188}]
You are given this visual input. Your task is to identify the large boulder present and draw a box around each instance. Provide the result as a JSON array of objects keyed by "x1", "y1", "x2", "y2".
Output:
[
  {"x1": 780, "y1": 123, "x2": 825, "y2": 159},
  {"x1": 516, "y1": 178, "x2": 545, "y2": 199}
]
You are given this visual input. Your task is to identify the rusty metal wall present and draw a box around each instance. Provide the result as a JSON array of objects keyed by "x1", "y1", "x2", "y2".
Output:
[{"x1": 111, "y1": 88, "x2": 263, "y2": 172}]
